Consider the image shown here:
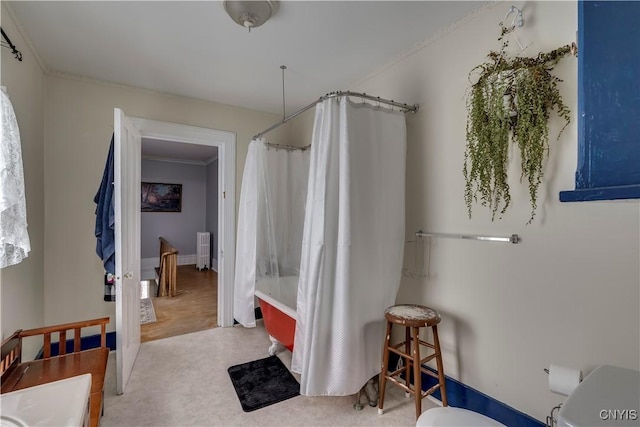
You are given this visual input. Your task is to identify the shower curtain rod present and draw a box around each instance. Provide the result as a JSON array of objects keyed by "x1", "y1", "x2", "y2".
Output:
[
  {"x1": 253, "y1": 91, "x2": 419, "y2": 140},
  {"x1": 265, "y1": 142, "x2": 311, "y2": 151}
]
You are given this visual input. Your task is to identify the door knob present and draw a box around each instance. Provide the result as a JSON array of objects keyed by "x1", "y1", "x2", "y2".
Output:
[{"x1": 124, "y1": 272, "x2": 133, "y2": 279}]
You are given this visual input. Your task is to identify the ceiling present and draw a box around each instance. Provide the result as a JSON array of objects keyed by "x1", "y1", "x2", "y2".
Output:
[
  {"x1": 8, "y1": 1, "x2": 485, "y2": 115},
  {"x1": 141, "y1": 138, "x2": 218, "y2": 164},
  {"x1": 8, "y1": 1, "x2": 484, "y2": 161}
]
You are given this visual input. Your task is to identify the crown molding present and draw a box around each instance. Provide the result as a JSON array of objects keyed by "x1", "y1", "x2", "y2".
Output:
[{"x1": 142, "y1": 155, "x2": 206, "y2": 166}]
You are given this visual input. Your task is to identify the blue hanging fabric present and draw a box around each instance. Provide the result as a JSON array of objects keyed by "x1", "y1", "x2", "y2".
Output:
[{"x1": 94, "y1": 135, "x2": 115, "y2": 274}]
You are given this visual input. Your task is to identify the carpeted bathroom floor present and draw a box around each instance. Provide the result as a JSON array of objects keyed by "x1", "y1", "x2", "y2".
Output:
[{"x1": 101, "y1": 322, "x2": 434, "y2": 426}]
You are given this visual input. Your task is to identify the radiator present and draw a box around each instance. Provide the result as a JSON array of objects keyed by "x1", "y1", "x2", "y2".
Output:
[{"x1": 196, "y1": 232, "x2": 210, "y2": 270}]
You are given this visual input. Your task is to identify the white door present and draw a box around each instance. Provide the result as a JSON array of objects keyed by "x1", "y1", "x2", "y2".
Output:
[{"x1": 114, "y1": 108, "x2": 141, "y2": 394}]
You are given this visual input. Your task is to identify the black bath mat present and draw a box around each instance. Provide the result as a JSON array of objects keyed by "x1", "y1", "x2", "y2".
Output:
[{"x1": 228, "y1": 355, "x2": 300, "y2": 412}]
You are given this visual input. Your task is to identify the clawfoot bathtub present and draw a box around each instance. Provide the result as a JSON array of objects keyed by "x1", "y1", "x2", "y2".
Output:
[{"x1": 254, "y1": 276, "x2": 298, "y2": 354}]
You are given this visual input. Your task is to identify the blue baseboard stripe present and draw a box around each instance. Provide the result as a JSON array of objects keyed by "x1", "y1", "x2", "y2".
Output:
[
  {"x1": 388, "y1": 354, "x2": 544, "y2": 427},
  {"x1": 35, "y1": 331, "x2": 117, "y2": 359},
  {"x1": 420, "y1": 366, "x2": 544, "y2": 427}
]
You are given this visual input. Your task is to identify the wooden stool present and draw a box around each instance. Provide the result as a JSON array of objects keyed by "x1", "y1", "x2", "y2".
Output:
[{"x1": 377, "y1": 304, "x2": 448, "y2": 419}]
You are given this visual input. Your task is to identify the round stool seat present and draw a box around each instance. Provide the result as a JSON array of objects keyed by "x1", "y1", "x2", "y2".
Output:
[
  {"x1": 416, "y1": 407, "x2": 506, "y2": 427},
  {"x1": 385, "y1": 304, "x2": 441, "y2": 328}
]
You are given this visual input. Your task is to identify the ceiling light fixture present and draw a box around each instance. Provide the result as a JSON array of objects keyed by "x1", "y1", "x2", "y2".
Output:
[{"x1": 223, "y1": 1, "x2": 278, "y2": 32}]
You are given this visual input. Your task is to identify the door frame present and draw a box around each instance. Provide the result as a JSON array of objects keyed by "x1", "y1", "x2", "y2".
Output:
[{"x1": 131, "y1": 117, "x2": 236, "y2": 327}]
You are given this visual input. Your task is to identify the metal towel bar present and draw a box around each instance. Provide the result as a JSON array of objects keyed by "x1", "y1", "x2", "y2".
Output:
[{"x1": 415, "y1": 230, "x2": 520, "y2": 244}]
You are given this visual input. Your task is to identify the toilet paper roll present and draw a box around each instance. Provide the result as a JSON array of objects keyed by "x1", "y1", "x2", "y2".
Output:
[{"x1": 549, "y1": 364, "x2": 583, "y2": 396}]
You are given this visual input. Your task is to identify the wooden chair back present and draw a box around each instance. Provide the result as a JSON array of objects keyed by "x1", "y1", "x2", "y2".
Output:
[
  {"x1": 0, "y1": 329, "x2": 23, "y2": 382},
  {"x1": 157, "y1": 236, "x2": 178, "y2": 297},
  {"x1": 18, "y1": 317, "x2": 110, "y2": 358}
]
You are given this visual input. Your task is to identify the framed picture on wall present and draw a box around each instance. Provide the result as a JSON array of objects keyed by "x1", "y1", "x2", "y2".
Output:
[{"x1": 141, "y1": 182, "x2": 182, "y2": 212}]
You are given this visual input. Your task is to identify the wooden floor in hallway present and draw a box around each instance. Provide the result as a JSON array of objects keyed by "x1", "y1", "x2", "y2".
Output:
[{"x1": 141, "y1": 265, "x2": 217, "y2": 342}]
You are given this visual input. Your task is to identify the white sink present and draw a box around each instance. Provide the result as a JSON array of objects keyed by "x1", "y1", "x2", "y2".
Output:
[
  {"x1": 0, "y1": 374, "x2": 91, "y2": 426},
  {"x1": 558, "y1": 365, "x2": 640, "y2": 427}
]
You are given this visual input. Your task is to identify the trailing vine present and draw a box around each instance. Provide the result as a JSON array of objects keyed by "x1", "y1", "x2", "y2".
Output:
[{"x1": 464, "y1": 25, "x2": 574, "y2": 223}]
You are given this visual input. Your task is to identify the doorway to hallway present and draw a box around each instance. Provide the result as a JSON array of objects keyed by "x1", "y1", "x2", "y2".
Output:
[
  {"x1": 140, "y1": 266, "x2": 217, "y2": 342},
  {"x1": 130, "y1": 117, "x2": 236, "y2": 331}
]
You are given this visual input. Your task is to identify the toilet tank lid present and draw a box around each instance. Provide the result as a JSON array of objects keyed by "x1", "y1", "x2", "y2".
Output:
[{"x1": 557, "y1": 365, "x2": 640, "y2": 427}]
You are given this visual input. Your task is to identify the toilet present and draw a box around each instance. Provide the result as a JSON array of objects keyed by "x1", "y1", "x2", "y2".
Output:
[
  {"x1": 416, "y1": 407, "x2": 506, "y2": 427},
  {"x1": 557, "y1": 365, "x2": 639, "y2": 427},
  {"x1": 417, "y1": 365, "x2": 640, "y2": 427}
]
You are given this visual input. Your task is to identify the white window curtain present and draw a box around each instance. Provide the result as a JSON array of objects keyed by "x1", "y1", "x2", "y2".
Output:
[
  {"x1": 292, "y1": 96, "x2": 406, "y2": 396},
  {"x1": 0, "y1": 87, "x2": 30, "y2": 269}
]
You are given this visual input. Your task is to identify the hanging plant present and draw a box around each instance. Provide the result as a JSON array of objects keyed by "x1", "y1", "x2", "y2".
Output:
[{"x1": 463, "y1": 26, "x2": 575, "y2": 223}]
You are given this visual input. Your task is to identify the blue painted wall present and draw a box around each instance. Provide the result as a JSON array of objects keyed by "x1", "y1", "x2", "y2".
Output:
[
  {"x1": 561, "y1": 1, "x2": 640, "y2": 201},
  {"x1": 140, "y1": 159, "x2": 207, "y2": 258}
]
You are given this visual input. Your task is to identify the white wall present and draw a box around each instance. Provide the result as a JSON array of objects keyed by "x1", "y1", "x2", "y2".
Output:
[
  {"x1": 357, "y1": 2, "x2": 639, "y2": 422},
  {"x1": 293, "y1": 2, "x2": 639, "y2": 422},
  {"x1": 0, "y1": 4, "x2": 46, "y2": 360},
  {"x1": 43, "y1": 74, "x2": 290, "y2": 331},
  {"x1": 140, "y1": 160, "x2": 207, "y2": 258}
]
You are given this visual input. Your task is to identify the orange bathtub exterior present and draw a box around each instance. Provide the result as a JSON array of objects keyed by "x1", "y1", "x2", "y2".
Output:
[{"x1": 258, "y1": 298, "x2": 295, "y2": 352}]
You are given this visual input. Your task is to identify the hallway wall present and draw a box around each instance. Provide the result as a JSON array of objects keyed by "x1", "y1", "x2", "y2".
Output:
[{"x1": 141, "y1": 159, "x2": 207, "y2": 258}]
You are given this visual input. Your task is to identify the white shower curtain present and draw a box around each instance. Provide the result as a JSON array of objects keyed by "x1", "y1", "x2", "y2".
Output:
[
  {"x1": 234, "y1": 141, "x2": 259, "y2": 327},
  {"x1": 234, "y1": 139, "x2": 310, "y2": 327},
  {"x1": 292, "y1": 97, "x2": 406, "y2": 395}
]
